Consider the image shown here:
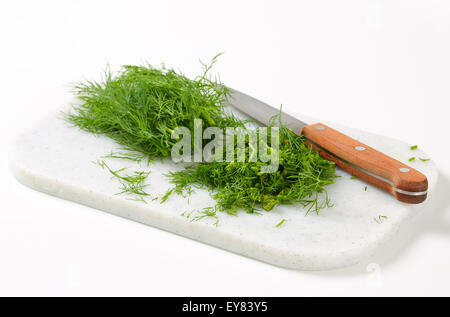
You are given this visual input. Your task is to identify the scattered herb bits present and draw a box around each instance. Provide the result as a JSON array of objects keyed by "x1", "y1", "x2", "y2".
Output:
[
  {"x1": 96, "y1": 160, "x2": 150, "y2": 202},
  {"x1": 408, "y1": 157, "x2": 416, "y2": 162},
  {"x1": 275, "y1": 219, "x2": 286, "y2": 228}
]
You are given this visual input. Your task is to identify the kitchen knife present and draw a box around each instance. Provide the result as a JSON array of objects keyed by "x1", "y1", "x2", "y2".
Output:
[{"x1": 225, "y1": 88, "x2": 428, "y2": 204}]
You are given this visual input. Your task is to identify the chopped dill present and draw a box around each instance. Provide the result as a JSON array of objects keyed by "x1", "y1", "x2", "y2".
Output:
[
  {"x1": 97, "y1": 160, "x2": 150, "y2": 184},
  {"x1": 160, "y1": 188, "x2": 174, "y2": 203},
  {"x1": 66, "y1": 53, "x2": 236, "y2": 158},
  {"x1": 364, "y1": 186, "x2": 368, "y2": 191},
  {"x1": 96, "y1": 160, "x2": 150, "y2": 202},
  {"x1": 116, "y1": 182, "x2": 149, "y2": 197},
  {"x1": 374, "y1": 215, "x2": 388, "y2": 224},
  {"x1": 193, "y1": 207, "x2": 219, "y2": 222},
  {"x1": 181, "y1": 210, "x2": 194, "y2": 219},
  {"x1": 126, "y1": 196, "x2": 148, "y2": 204},
  {"x1": 165, "y1": 122, "x2": 336, "y2": 215},
  {"x1": 102, "y1": 149, "x2": 148, "y2": 164},
  {"x1": 181, "y1": 208, "x2": 220, "y2": 226},
  {"x1": 275, "y1": 219, "x2": 286, "y2": 228},
  {"x1": 410, "y1": 145, "x2": 418, "y2": 150},
  {"x1": 419, "y1": 158, "x2": 430, "y2": 162},
  {"x1": 408, "y1": 157, "x2": 416, "y2": 162},
  {"x1": 68, "y1": 55, "x2": 336, "y2": 216},
  {"x1": 350, "y1": 175, "x2": 357, "y2": 180}
]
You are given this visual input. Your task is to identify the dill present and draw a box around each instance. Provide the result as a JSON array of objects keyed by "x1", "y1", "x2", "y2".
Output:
[
  {"x1": 97, "y1": 160, "x2": 149, "y2": 184},
  {"x1": 181, "y1": 210, "x2": 194, "y2": 219},
  {"x1": 180, "y1": 208, "x2": 220, "y2": 226},
  {"x1": 275, "y1": 219, "x2": 286, "y2": 228},
  {"x1": 419, "y1": 158, "x2": 430, "y2": 162},
  {"x1": 96, "y1": 160, "x2": 150, "y2": 201},
  {"x1": 364, "y1": 186, "x2": 368, "y2": 191},
  {"x1": 374, "y1": 215, "x2": 388, "y2": 224},
  {"x1": 126, "y1": 196, "x2": 148, "y2": 204},
  {"x1": 102, "y1": 149, "x2": 147, "y2": 164},
  {"x1": 165, "y1": 122, "x2": 336, "y2": 215},
  {"x1": 66, "y1": 53, "x2": 236, "y2": 158},
  {"x1": 408, "y1": 157, "x2": 416, "y2": 162},
  {"x1": 350, "y1": 175, "x2": 357, "y2": 180},
  {"x1": 193, "y1": 207, "x2": 219, "y2": 222},
  {"x1": 68, "y1": 56, "x2": 336, "y2": 216},
  {"x1": 410, "y1": 145, "x2": 418, "y2": 150}
]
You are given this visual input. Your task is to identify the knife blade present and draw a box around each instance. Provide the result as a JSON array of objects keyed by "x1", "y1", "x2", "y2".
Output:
[{"x1": 225, "y1": 88, "x2": 428, "y2": 204}]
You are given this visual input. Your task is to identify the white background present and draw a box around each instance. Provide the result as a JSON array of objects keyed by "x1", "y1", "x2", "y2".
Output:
[{"x1": 1, "y1": 0, "x2": 449, "y2": 296}]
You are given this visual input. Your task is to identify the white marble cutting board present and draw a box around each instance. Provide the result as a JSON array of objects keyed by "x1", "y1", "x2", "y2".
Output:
[{"x1": 9, "y1": 112, "x2": 438, "y2": 270}]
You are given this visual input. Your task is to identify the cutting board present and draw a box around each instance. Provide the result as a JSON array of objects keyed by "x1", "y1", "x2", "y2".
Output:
[{"x1": 9, "y1": 110, "x2": 438, "y2": 270}]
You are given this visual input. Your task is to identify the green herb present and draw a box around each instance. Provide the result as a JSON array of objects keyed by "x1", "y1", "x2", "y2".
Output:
[
  {"x1": 364, "y1": 186, "x2": 368, "y2": 191},
  {"x1": 181, "y1": 210, "x2": 194, "y2": 220},
  {"x1": 126, "y1": 196, "x2": 148, "y2": 204},
  {"x1": 102, "y1": 149, "x2": 147, "y2": 164},
  {"x1": 165, "y1": 120, "x2": 336, "y2": 215},
  {"x1": 275, "y1": 219, "x2": 286, "y2": 228},
  {"x1": 410, "y1": 145, "x2": 418, "y2": 150},
  {"x1": 66, "y1": 53, "x2": 237, "y2": 158},
  {"x1": 374, "y1": 215, "x2": 388, "y2": 224},
  {"x1": 408, "y1": 157, "x2": 416, "y2": 162},
  {"x1": 68, "y1": 56, "x2": 336, "y2": 215},
  {"x1": 193, "y1": 207, "x2": 219, "y2": 223},
  {"x1": 96, "y1": 160, "x2": 150, "y2": 201},
  {"x1": 181, "y1": 207, "x2": 220, "y2": 226},
  {"x1": 350, "y1": 175, "x2": 357, "y2": 180},
  {"x1": 98, "y1": 160, "x2": 149, "y2": 184},
  {"x1": 419, "y1": 158, "x2": 430, "y2": 162}
]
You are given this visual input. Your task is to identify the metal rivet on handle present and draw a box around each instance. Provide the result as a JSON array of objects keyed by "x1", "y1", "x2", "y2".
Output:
[
  {"x1": 315, "y1": 125, "x2": 325, "y2": 130},
  {"x1": 399, "y1": 167, "x2": 410, "y2": 173},
  {"x1": 354, "y1": 146, "x2": 366, "y2": 151}
]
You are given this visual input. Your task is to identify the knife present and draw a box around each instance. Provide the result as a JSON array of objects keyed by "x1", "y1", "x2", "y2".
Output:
[{"x1": 225, "y1": 88, "x2": 428, "y2": 204}]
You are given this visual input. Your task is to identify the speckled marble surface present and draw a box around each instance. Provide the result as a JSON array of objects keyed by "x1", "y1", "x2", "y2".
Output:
[{"x1": 9, "y1": 112, "x2": 438, "y2": 270}]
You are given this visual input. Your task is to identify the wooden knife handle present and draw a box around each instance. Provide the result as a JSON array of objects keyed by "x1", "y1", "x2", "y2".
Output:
[{"x1": 301, "y1": 123, "x2": 428, "y2": 204}]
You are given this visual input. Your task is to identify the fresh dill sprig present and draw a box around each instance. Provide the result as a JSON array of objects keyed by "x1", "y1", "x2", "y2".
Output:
[
  {"x1": 408, "y1": 157, "x2": 416, "y2": 162},
  {"x1": 419, "y1": 158, "x2": 430, "y2": 162},
  {"x1": 410, "y1": 145, "x2": 418, "y2": 150}
]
